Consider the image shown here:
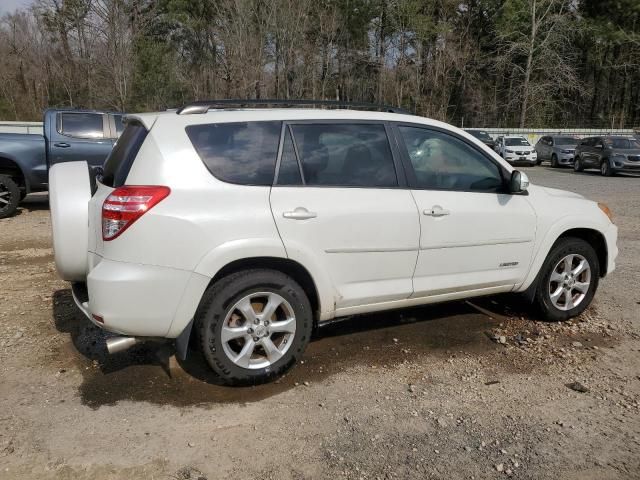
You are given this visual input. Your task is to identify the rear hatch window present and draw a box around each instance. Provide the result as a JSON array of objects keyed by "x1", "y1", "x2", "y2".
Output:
[{"x1": 101, "y1": 121, "x2": 148, "y2": 187}]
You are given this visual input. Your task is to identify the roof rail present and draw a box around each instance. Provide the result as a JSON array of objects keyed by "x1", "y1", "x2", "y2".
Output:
[{"x1": 176, "y1": 99, "x2": 412, "y2": 115}]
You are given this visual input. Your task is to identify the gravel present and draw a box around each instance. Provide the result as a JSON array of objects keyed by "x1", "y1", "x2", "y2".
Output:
[{"x1": 0, "y1": 168, "x2": 638, "y2": 479}]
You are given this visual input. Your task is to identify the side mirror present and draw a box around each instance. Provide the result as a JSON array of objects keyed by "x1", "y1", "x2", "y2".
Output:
[
  {"x1": 595, "y1": 144, "x2": 603, "y2": 149},
  {"x1": 509, "y1": 170, "x2": 529, "y2": 194}
]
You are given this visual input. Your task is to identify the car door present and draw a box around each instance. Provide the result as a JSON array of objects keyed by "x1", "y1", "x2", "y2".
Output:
[
  {"x1": 592, "y1": 138, "x2": 606, "y2": 166},
  {"x1": 49, "y1": 112, "x2": 113, "y2": 167},
  {"x1": 270, "y1": 122, "x2": 420, "y2": 309},
  {"x1": 583, "y1": 137, "x2": 598, "y2": 166},
  {"x1": 393, "y1": 124, "x2": 537, "y2": 298}
]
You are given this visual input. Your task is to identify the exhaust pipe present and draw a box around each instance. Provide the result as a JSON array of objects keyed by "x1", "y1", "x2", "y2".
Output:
[{"x1": 106, "y1": 336, "x2": 139, "y2": 354}]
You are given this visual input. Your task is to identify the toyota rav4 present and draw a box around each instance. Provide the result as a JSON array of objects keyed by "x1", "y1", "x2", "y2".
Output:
[{"x1": 49, "y1": 100, "x2": 618, "y2": 385}]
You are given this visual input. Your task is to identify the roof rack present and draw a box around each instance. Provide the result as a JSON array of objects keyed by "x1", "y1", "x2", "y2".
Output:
[{"x1": 176, "y1": 99, "x2": 412, "y2": 115}]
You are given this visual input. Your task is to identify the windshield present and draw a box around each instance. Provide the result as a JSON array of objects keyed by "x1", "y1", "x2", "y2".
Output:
[
  {"x1": 505, "y1": 137, "x2": 530, "y2": 146},
  {"x1": 469, "y1": 130, "x2": 492, "y2": 141},
  {"x1": 605, "y1": 137, "x2": 640, "y2": 149},
  {"x1": 555, "y1": 137, "x2": 578, "y2": 146}
]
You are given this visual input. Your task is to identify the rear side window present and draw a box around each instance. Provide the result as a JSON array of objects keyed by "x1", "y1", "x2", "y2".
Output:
[
  {"x1": 186, "y1": 121, "x2": 281, "y2": 185},
  {"x1": 59, "y1": 113, "x2": 104, "y2": 139},
  {"x1": 101, "y1": 122, "x2": 148, "y2": 187},
  {"x1": 289, "y1": 123, "x2": 397, "y2": 187}
]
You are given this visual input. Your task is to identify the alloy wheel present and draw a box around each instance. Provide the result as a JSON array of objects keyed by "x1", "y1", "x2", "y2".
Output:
[
  {"x1": 548, "y1": 254, "x2": 591, "y2": 311},
  {"x1": 221, "y1": 292, "x2": 296, "y2": 369}
]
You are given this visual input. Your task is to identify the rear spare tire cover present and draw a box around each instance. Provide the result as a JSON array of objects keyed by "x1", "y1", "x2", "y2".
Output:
[{"x1": 49, "y1": 161, "x2": 91, "y2": 281}]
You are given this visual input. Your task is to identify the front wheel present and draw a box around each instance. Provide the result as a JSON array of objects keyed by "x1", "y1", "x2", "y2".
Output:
[
  {"x1": 601, "y1": 160, "x2": 613, "y2": 177},
  {"x1": 0, "y1": 175, "x2": 20, "y2": 219},
  {"x1": 534, "y1": 237, "x2": 599, "y2": 322},
  {"x1": 573, "y1": 156, "x2": 584, "y2": 172},
  {"x1": 551, "y1": 154, "x2": 558, "y2": 168},
  {"x1": 196, "y1": 269, "x2": 313, "y2": 385}
]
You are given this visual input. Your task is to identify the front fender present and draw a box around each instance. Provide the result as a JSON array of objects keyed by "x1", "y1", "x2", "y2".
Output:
[{"x1": 517, "y1": 215, "x2": 614, "y2": 292}]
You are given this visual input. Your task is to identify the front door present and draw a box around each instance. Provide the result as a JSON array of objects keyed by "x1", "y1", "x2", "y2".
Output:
[
  {"x1": 394, "y1": 124, "x2": 537, "y2": 298},
  {"x1": 49, "y1": 112, "x2": 113, "y2": 167},
  {"x1": 270, "y1": 122, "x2": 420, "y2": 309}
]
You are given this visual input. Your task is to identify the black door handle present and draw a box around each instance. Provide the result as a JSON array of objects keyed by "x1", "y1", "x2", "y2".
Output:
[{"x1": 54, "y1": 142, "x2": 70, "y2": 148}]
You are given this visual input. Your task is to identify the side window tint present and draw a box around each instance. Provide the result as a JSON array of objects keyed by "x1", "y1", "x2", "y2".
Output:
[
  {"x1": 277, "y1": 127, "x2": 303, "y2": 185},
  {"x1": 60, "y1": 113, "x2": 104, "y2": 139},
  {"x1": 398, "y1": 126, "x2": 503, "y2": 192},
  {"x1": 289, "y1": 124, "x2": 397, "y2": 187},
  {"x1": 186, "y1": 121, "x2": 281, "y2": 185}
]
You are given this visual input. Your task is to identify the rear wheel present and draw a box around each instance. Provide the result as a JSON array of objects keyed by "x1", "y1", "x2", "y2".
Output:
[
  {"x1": 534, "y1": 237, "x2": 599, "y2": 322},
  {"x1": 196, "y1": 269, "x2": 313, "y2": 385},
  {"x1": 0, "y1": 175, "x2": 20, "y2": 219},
  {"x1": 573, "y1": 156, "x2": 583, "y2": 172},
  {"x1": 551, "y1": 154, "x2": 559, "y2": 168}
]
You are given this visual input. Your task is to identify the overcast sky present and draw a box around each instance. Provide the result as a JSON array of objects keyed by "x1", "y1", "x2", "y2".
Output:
[{"x1": 0, "y1": 0, "x2": 33, "y2": 15}]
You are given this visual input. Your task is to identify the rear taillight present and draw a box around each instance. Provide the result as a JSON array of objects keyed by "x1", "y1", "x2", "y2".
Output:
[{"x1": 102, "y1": 186, "x2": 170, "y2": 241}]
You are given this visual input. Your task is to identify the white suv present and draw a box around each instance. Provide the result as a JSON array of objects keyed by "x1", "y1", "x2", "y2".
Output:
[
  {"x1": 49, "y1": 101, "x2": 618, "y2": 385},
  {"x1": 495, "y1": 135, "x2": 538, "y2": 165}
]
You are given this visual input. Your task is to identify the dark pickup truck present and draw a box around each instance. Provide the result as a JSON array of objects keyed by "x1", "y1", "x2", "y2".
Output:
[{"x1": 0, "y1": 109, "x2": 123, "y2": 218}]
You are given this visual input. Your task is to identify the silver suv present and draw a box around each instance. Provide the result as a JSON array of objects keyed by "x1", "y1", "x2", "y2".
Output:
[{"x1": 535, "y1": 135, "x2": 580, "y2": 167}]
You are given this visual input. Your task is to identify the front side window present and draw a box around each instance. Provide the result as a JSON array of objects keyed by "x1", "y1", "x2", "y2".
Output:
[
  {"x1": 289, "y1": 123, "x2": 397, "y2": 187},
  {"x1": 398, "y1": 126, "x2": 503, "y2": 192},
  {"x1": 59, "y1": 113, "x2": 104, "y2": 139},
  {"x1": 186, "y1": 121, "x2": 281, "y2": 185}
]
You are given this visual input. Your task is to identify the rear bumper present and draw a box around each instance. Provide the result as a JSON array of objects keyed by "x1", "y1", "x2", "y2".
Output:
[{"x1": 77, "y1": 258, "x2": 209, "y2": 337}]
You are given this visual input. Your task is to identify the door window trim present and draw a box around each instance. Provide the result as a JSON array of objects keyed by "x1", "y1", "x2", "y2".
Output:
[
  {"x1": 390, "y1": 122, "x2": 509, "y2": 194},
  {"x1": 273, "y1": 119, "x2": 409, "y2": 189}
]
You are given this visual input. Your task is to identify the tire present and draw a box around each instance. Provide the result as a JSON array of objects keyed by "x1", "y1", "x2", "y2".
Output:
[
  {"x1": 600, "y1": 159, "x2": 613, "y2": 177},
  {"x1": 196, "y1": 269, "x2": 313, "y2": 385},
  {"x1": 534, "y1": 237, "x2": 600, "y2": 322},
  {"x1": 573, "y1": 156, "x2": 583, "y2": 172},
  {"x1": 0, "y1": 175, "x2": 20, "y2": 219},
  {"x1": 551, "y1": 154, "x2": 558, "y2": 168}
]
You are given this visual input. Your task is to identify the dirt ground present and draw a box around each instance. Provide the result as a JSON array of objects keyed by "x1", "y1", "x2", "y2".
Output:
[{"x1": 0, "y1": 166, "x2": 639, "y2": 480}]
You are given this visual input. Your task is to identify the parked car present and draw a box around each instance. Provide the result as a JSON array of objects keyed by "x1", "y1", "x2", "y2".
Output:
[
  {"x1": 494, "y1": 135, "x2": 538, "y2": 165},
  {"x1": 49, "y1": 100, "x2": 618, "y2": 385},
  {"x1": 535, "y1": 135, "x2": 580, "y2": 167},
  {"x1": 0, "y1": 109, "x2": 123, "y2": 218},
  {"x1": 574, "y1": 136, "x2": 640, "y2": 176},
  {"x1": 465, "y1": 129, "x2": 496, "y2": 149}
]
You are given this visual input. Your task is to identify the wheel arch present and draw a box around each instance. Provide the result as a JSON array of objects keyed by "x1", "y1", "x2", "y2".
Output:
[
  {"x1": 514, "y1": 221, "x2": 609, "y2": 298},
  {"x1": 0, "y1": 155, "x2": 28, "y2": 192},
  {"x1": 210, "y1": 256, "x2": 321, "y2": 325},
  {"x1": 556, "y1": 228, "x2": 607, "y2": 278}
]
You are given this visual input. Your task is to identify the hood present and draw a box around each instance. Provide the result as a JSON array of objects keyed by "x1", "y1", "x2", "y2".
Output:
[
  {"x1": 539, "y1": 186, "x2": 585, "y2": 200},
  {"x1": 613, "y1": 149, "x2": 640, "y2": 156}
]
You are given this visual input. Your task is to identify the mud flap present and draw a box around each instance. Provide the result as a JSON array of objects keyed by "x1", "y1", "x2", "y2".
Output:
[{"x1": 175, "y1": 319, "x2": 193, "y2": 361}]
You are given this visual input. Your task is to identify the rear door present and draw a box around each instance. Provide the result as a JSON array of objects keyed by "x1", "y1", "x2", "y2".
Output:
[
  {"x1": 394, "y1": 124, "x2": 536, "y2": 297},
  {"x1": 49, "y1": 112, "x2": 113, "y2": 167},
  {"x1": 270, "y1": 122, "x2": 420, "y2": 309}
]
